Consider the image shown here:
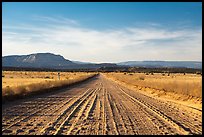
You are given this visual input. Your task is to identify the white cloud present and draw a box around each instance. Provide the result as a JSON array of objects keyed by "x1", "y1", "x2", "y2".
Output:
[
  {"x1": 2, "y1": 17, "x2": 202, "y2": 63},
  {"x1": 32, "y1": 15, "x2": 79, "y2": 25}
]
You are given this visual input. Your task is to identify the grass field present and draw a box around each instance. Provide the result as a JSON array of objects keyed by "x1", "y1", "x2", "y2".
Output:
[
  {"x1": 2, "y1": 71, "x2": 93, "y2": 88},
  {"x1": 103, "y1": 72, "x2": 202, "y2": 99},
  {"x1": 2, "y1": 71, "x2": 97, "y2": 102}
]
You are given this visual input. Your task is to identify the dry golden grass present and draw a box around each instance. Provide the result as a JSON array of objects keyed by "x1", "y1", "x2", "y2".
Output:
[
  {"x1": 2, "y1": 71, "x2": 90, "y2": 88},
  {"x1": 103, "y1": 72, "x2": 202, "y2": 98},
  {"x1": 2, "y1": 71, "x2": 97, "y2": 101}
]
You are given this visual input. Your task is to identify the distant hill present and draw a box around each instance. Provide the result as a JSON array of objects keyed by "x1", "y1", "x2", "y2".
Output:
[
  {"x1": 2, "y1": 53, "x2": 201, "y2": 70},
  {"x1": 2, "y1": 53, "x2": 77, "y2": 69},
  {"x1": 2, "y1": 53, "x2": 117, "y2": 69},
  {"x1": 117, "y1": 61, "x2": 202, "y2": 69}
]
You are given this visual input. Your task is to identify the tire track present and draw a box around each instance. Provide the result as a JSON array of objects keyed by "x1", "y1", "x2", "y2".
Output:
[
  {"x1": 53, "y1": 88, "x2": 96, "y2": 135},
  {"x1": 117, "y1": 86, "x2": 177, "y2": 135},
  {"x1": 117, "y1": 85, "x2": 191, "y2": 135},
  {"x1": 2, "y1": 101, "x2": 56, "y2": 134},
  {"x1": 20, "y1": 97, "x2": 73, "y2": 135},
  {"x1": 65, "y1": 88, "x2": 99, "y2": 135},
  {"x1": 40, "y1": 88, "x2": 93, "y2": 135},
  {"x1": 12, "y1": 87, "x2": 92, "y2": 135},
  {"x1": 72, "y1": 93, "x2": 98, "y2": 135},
  {"x1": 107, "y1": 93, "x2": 127, "y2": 134},
  {"x1": 105, "y1": 85, "x2": 137, "y2": 135},
  {"x1": 104, "y1": 89, "x2": 119, "y2": 135},
  {"x1": 2, "y1": 87, "x2": 91, "y2": 134},
  {"x1": 117, "y1": 84, "x2": 202, "y2": 134}
]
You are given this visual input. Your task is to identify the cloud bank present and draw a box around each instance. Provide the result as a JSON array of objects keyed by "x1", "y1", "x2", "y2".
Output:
[{"x1": 2, "y1": 16, "x2": 202, "y2": 63}]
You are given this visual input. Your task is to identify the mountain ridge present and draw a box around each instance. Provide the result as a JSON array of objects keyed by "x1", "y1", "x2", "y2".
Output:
[
  {"x1": 2, "y1": 53, "x2": 117, "y2": 69},
  {"x1": 117, "y1": 61, "x2": 202, "y2": 69},
  {"x1": 2, "y1": 53, "x2": 202, "y2": 69}
]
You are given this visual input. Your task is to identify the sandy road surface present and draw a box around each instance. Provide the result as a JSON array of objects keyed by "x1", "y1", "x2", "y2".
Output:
[{"x1": 2, "y1": 74, "x2": 202, "y2": 135}]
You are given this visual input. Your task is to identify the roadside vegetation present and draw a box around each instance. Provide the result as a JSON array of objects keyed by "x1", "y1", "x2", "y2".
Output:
[
  {"x1": 103, "y1": 72, "x2": 202, "y2": 99},
  {"x1": 2, "y1": 71, "x2": 97, "y2": 102}
]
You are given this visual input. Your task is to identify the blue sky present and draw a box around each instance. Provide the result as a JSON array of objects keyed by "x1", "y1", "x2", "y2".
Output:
[{"x1": 2, "y1": 2, "x2": 202, "y2": 63}]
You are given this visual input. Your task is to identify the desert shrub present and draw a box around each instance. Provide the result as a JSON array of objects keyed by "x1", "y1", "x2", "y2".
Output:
[
  {"x1": 138, "y1": 76, "x2": 145, "y2": 80},
  {"x1": 10, "y1": 76, "x2": 13, "y2": 78},
  {"x1": 14, "y1": 86, "x2": 27, "y2": 95},
  {"x1": 151, "y1": 72, "x2": 154, "y2": 75},
  {"x1": 45, "y1": 76, "x2": 50, "y2": 79},
  {"x1": 145, "y1": 73, "x2": 149, "y2": 75},
  {"x1": 2, "y1": 86, "x2": 14, "y2": 96},
  {"x1": 129, "y1": 73, "x2": 133, "y2": 76},
  {"x1": 124, "y1": 73, "x2": 127, "y2": 75},
  {"x1": 196, "y1": 72, "x2": 201, "y2": 75}
]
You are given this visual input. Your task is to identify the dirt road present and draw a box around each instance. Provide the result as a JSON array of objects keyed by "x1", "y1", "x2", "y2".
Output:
[{"x1": 2, "y1": 74, "x2": 202, "y2": 135}]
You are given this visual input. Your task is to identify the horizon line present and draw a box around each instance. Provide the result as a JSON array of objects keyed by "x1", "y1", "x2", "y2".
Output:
[{"x1": 2, "y1": 52, "x2": 202, "y2": 63}]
